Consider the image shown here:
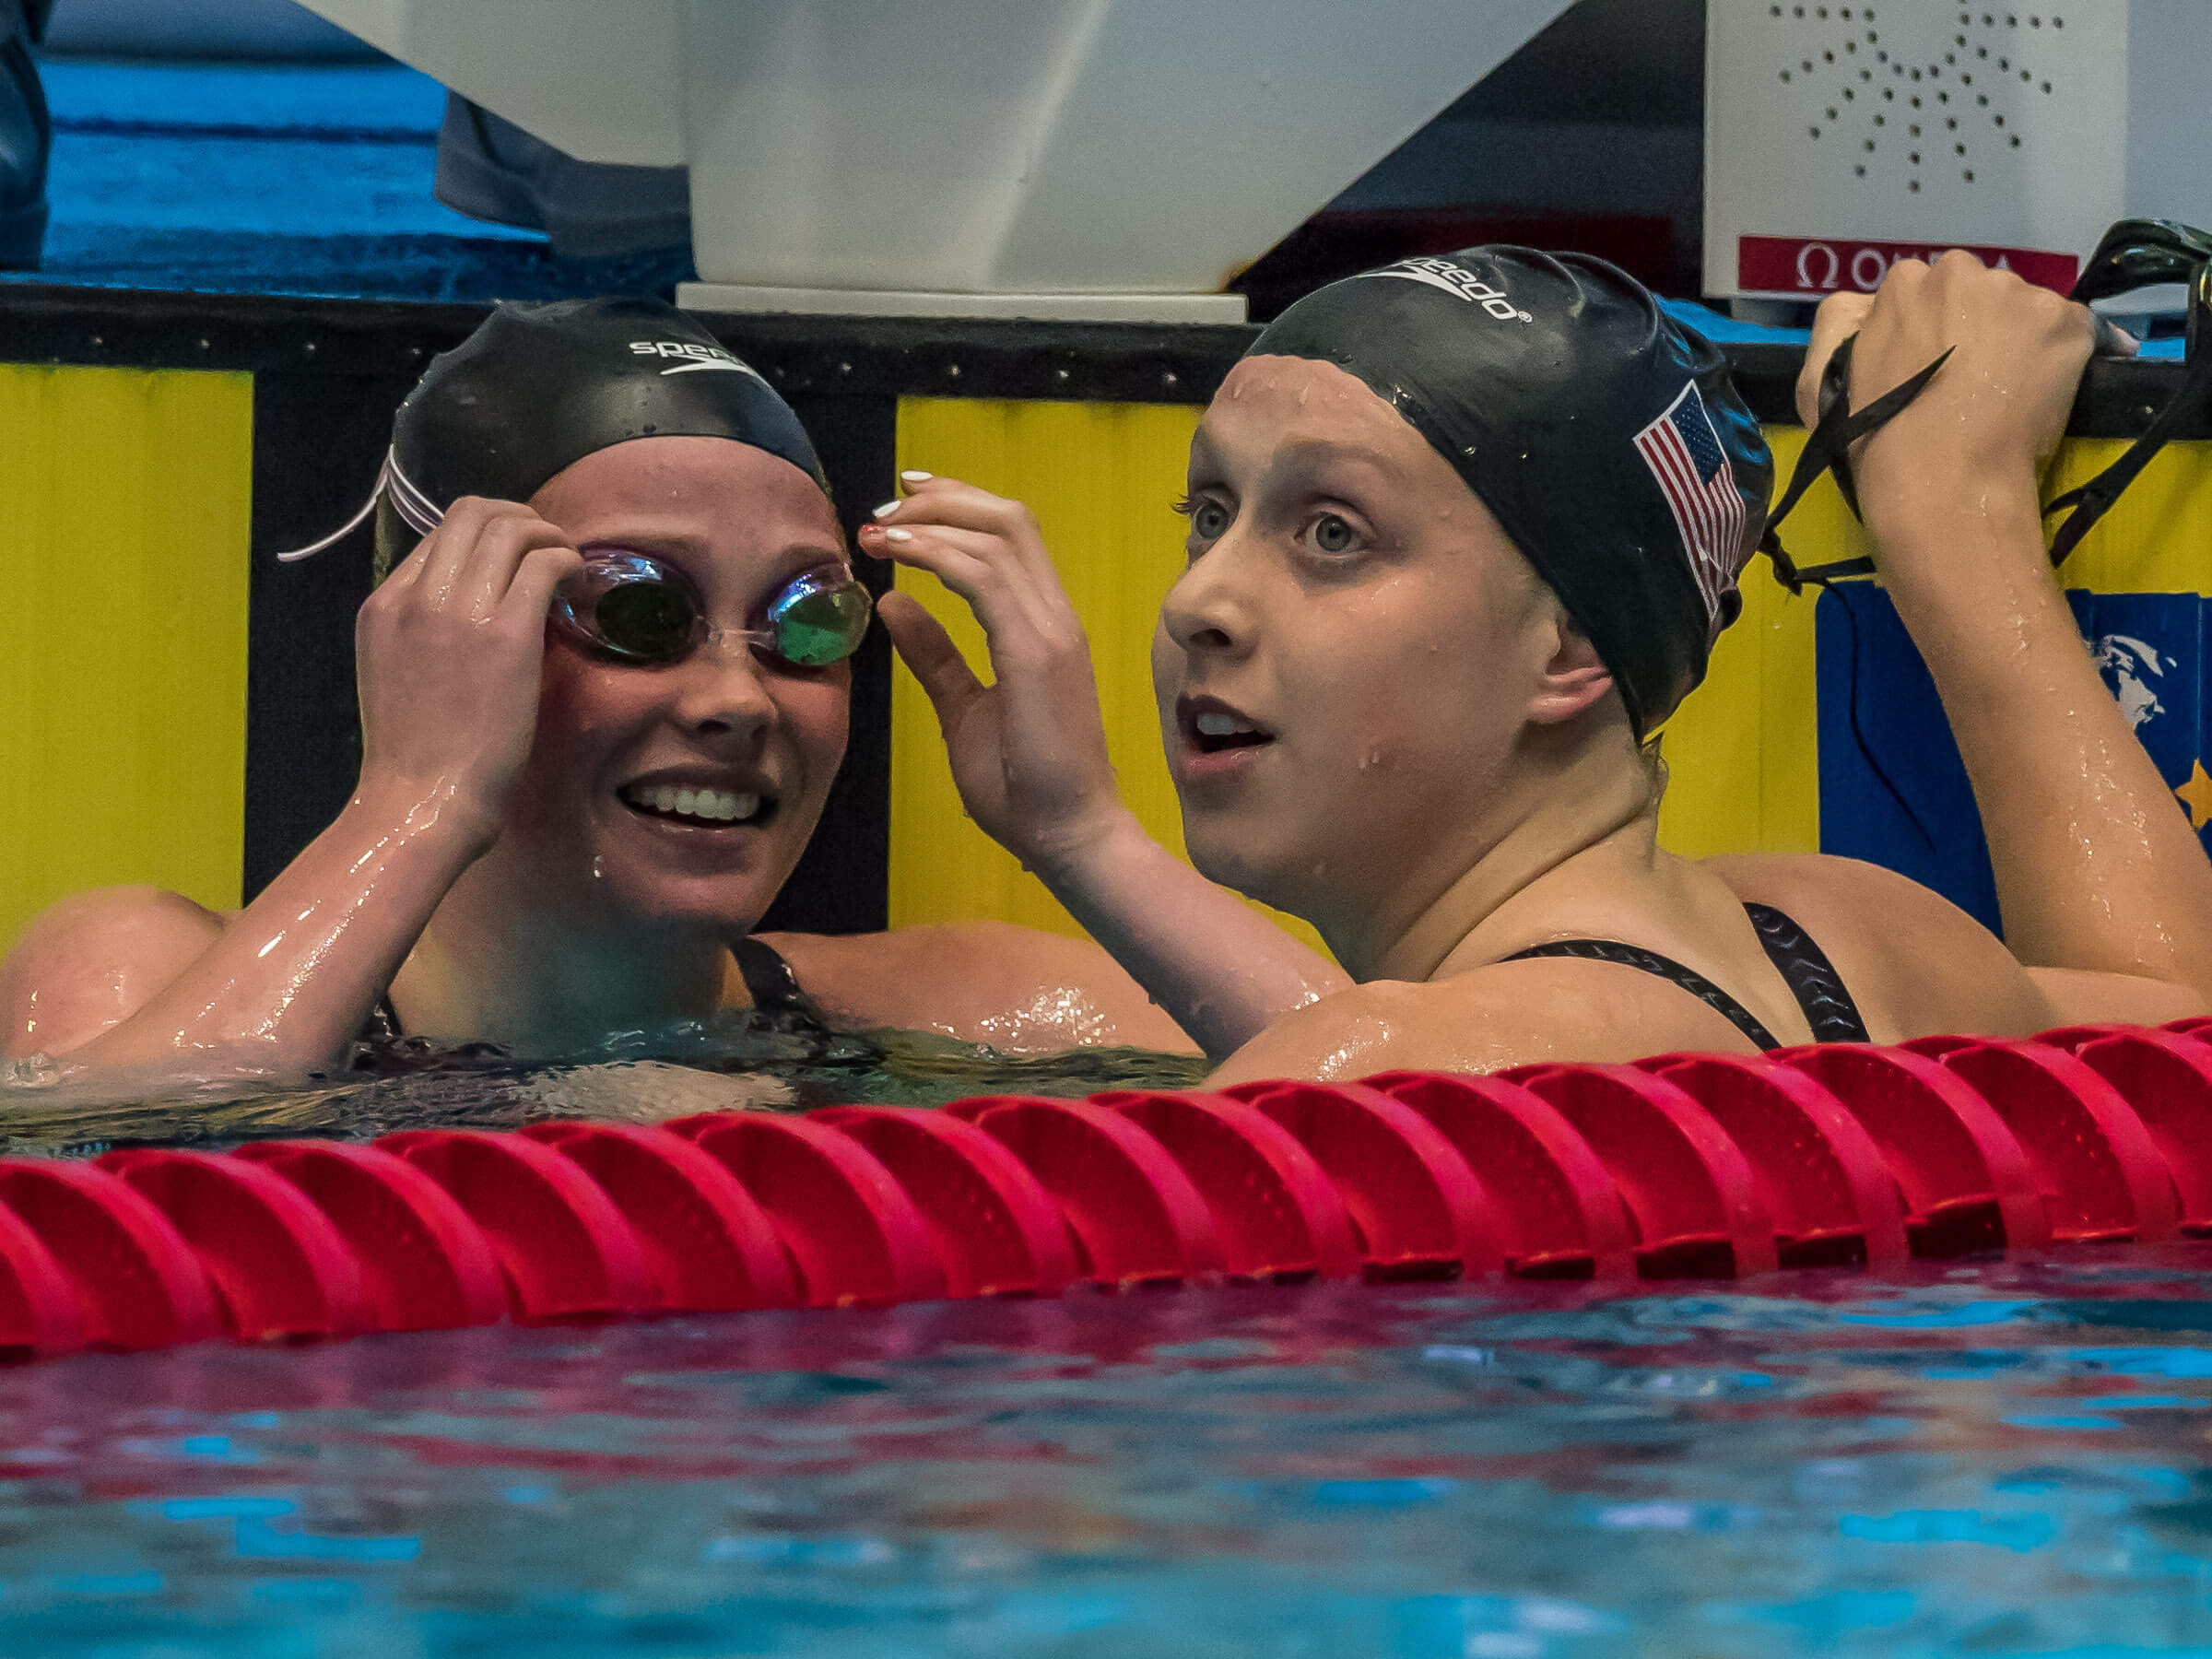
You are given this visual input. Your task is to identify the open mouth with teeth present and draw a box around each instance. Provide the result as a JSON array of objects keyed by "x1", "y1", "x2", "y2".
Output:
[
  {"x1": 1182, "y1": 700, "x2": 1274, "y2": 755},
  {"x1": 619, "y1": 782, "x2": 774, "y2": 828}
]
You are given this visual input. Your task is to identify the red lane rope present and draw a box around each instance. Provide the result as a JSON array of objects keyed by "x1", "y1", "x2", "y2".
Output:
[{"x1": 0, "y1": 1021, "x2": 2206, "y2": 1359}]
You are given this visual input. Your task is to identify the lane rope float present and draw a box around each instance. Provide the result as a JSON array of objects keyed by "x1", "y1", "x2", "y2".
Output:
[{"x1": 5, "y1": 1021, "x2": 2212, "y2": 1359}]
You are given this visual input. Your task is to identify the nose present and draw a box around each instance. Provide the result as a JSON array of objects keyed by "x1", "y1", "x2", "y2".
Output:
[
  {"x1": 667, "y1": 633, "x2": 780, "y2": 743},
  {"x1": 1159, "y1": 538, "x2": 1255, "y2": 659}
]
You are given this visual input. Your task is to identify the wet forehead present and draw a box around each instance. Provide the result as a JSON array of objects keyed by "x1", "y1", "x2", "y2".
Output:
[
  {"x1": 1194, "y1": 357, "x2": 1473, "y2": 504},
  {"x1": 534, "y1": 434, "x2": 842, "y2": 560}
]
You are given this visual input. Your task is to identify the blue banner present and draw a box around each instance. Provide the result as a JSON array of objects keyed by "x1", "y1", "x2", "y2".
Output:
[{"x1": 1815, "y1": 585, "x2": 2212, "y2": 936}]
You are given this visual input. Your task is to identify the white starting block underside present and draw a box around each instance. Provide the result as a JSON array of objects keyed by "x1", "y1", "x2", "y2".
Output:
[{"x1": 293, "y1": 0, "x2": 1574, "y2": 324}]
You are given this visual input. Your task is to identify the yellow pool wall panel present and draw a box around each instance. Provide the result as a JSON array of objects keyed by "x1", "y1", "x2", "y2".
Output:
[
  {"x1": 1653, "y1": 425, "x2": 1832, "y2": 859},
  {"x1": 0, "y1": 363, "x2": 253, "y2": 952}
]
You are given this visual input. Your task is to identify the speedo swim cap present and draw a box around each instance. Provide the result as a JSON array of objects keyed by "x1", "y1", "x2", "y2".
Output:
[
  {"x1": 281, "y1": 296, "x2": 829, "y2": 574},
  {"x1": 1246, "y1": 249, "x2": 1772, "y2": 734}
]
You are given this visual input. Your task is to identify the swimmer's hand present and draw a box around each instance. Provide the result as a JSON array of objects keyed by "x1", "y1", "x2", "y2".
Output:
[
  {"x1": 862, "y1": 477, "x2": 1125, "y2": 869},
  {"x1": 355, "y1": 497, "x2": 583, "y2": 847},
  {"x1": 860, "y1": 475, "x2": 1349, "y2": 1062},
  {"x1": 1796, "y1": 251, "x2": 2127, "y2": 577}
]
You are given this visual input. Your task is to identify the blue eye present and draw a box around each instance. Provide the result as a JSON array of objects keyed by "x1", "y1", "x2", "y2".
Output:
[{"x1": 1312, "y1": 513, "x2": 1355, "y2": 553}]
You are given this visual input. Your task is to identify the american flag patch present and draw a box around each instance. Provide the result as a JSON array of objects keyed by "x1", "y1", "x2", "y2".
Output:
[{"x1": 1632, "y1": 381, "x2": 1747, "y2": 621}]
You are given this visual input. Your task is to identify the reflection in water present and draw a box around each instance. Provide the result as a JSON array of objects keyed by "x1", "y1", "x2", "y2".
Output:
[
  {"x1": 2, "y1": 1253, "x2": 2212, "y2": 1653},
  {"x1": 0, "y1": 1019, "x2": 1212, "y2": 1157}
]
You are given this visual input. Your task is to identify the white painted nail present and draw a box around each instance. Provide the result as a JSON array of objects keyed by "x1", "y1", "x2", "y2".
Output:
[
  {"x1": 900, "y1": 470, "x2": 934, "y2": 485},
  {"x1": 871, "y1": 500, "x2": 899, "y2": 519},
  {"x1": 882, "y1": 527, "x2": 914, "y2": 543}
]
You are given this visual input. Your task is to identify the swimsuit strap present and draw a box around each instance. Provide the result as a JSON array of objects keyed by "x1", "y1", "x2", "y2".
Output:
[
  {"x1": 1500, "y1": 903, "x2": 1869, "y2": 1052},
  {"x1": 732, "y1": 935, "x2": 832, "y2": 1028},
  {"x1": 1500, "y1": 936, "x2": 1782, "y2": 1052},
  {"x1": 1742, "y1": 901, "x2": 1871, "y2": 1043}
]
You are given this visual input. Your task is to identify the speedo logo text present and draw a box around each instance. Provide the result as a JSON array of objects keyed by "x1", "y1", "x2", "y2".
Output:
[
  {"x1": 628, "y1": 339, "x2": 765, "y2": 376},
  {"x1": 1367, "y1": 259, "x2": 1531, "y2": 322}
]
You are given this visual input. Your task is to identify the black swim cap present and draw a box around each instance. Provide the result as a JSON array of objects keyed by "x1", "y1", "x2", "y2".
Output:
[
  {"x1": 1246, "y1": 249, "x2": 1772, "y2": 734},
  {"x1": 368, "y1": 297, "x2": 829, "y2": 575}
]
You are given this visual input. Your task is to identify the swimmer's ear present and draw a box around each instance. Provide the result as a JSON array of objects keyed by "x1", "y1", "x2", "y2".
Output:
[{"x1": 1526, "y1": 612, "x2": 1616, "y2": 727}]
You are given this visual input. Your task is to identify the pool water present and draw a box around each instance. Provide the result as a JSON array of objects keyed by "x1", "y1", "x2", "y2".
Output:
[
  {"x1": 5, "y1": 1252, "x2": 2212, "y2": 1656},
  {"x1": 0, "y1": 1023, "x2": 1212, "y2": 1157}
]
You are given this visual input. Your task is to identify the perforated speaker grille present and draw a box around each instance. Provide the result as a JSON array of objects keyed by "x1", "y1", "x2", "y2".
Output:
[{"x1": 1765, "y1": 5, "x2": 2068, "y2": 196}]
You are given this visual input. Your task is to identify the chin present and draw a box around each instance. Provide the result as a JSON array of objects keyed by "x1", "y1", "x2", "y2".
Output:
[
  {"x1": 603, "y1": 868, "x2": 784, "y2": 934},
  {"x1": 1183, "y1": 820, "x2": 1310, "y2": 920}
]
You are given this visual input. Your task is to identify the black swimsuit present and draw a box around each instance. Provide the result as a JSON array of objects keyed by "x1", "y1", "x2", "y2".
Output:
[
  {"x1": 359, "y1": 935, "x2": 833, "y2": 1048},
  {"x1": 1501, "y1": 901, "x2": 1870, "y2": 1051}
]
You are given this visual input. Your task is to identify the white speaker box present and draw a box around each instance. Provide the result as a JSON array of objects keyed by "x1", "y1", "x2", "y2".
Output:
[{"x1": 1705, "y1": 0, "x2": 2212, "y2": 303}]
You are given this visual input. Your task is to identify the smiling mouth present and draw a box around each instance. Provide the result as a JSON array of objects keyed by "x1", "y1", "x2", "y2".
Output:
[
  {"x1": 618, "y1": 782, "x2": 776, "y2": 829},
  {"x1": 1181, "y1": 700, "x2": 1274, "y2": 755}
]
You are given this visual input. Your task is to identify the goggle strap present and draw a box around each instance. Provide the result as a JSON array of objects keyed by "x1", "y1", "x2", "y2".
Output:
[
  {"x1": 2045, "y1": 344, "x2": 2212, "y2": 565},
  {"x1": 2046, "y1": 218, "x2": 2212, "y2": 564},
  {"x1": 1759, "y1": 340, "x2": 1953, "y2": 594},
  {"x1": 382, "y1": 449, "x2": 445, "y2": 539},
  {"x1": 273, "y1": 449, "x2": 445, "y2": 564}
]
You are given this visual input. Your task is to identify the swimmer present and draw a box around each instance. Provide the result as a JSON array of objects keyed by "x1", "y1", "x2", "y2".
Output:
[
  {"x1": 865, "y1": 248, "x2": 2212, "y2": 1080},
  {"x1": 0, "y1": 298, "x2": 1191, "y2": 1080}
]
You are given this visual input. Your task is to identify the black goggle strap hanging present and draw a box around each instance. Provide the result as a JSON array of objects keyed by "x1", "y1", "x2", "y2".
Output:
[
  {"x1": 1759, "y1": 337, "x2": 1955, "y2": 594},
  {"x1": 2044, "y1": 253, "x2": 2212, "y2": 566},
  {"x1": 1754, "y1": 335, "x2": 1954, "y2": 853}
]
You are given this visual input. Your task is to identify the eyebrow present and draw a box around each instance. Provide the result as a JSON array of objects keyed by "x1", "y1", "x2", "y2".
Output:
[
  {"x1": 1189, "y1": 428, "x2": 1403, "y2": 500},
  {"x1": 574, "y1": 528, "x2": 847, "y2": 569},
  {"x1": 1263, "y1": 438, "x2": 1404, "y2": 492}
]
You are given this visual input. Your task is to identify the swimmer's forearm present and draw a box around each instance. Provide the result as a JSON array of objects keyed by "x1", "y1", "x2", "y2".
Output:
[
  {"x1": 53, "y1": 781, "x2": 487, "y2": 1076},
  {"x1": 1885, "y1": 501, "x2": 2212, "y2": 991},
  {"x1": 1033, "y1": 811, "x2": 1349, "y2": 1061}
]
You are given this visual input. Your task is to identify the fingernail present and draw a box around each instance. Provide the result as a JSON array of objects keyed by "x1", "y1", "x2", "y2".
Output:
[
  {"x1": 882, "y1": 527, "x2": 913, "y2": 543},
  {"x1": 900, "y1": 470, "x2": 934, "y2": 485},
  {"x1": 871, "y1": 500, "x2": 899, "y2": 520}
]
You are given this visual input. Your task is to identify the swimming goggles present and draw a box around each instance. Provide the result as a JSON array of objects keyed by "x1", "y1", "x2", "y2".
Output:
[{"x1": 552, "y1": 551, "x2": 874, "y2": 670}]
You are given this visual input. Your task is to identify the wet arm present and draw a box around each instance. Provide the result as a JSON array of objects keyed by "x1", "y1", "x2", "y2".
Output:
[
  {"x1": 0, "y1": 781, "x2": 488, "y2": 1077},
  {"x1": 1882, "y1": 499, "x2": 2212, "y2": 995},
  {"x1": 1, "y1": 497, "x2": 580, "y2": 1080},
  {"x1": 1833, "y1": 258, "x2": 2212, "y2": 999},
  {"x1": 1032, "y1": 810, "x2": 1349, "y2": 1062}
]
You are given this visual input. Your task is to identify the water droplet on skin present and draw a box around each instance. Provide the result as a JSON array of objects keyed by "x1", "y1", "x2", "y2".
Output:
[{"x1": 592, "y1": 856, "x2": 606, "y2": 880}]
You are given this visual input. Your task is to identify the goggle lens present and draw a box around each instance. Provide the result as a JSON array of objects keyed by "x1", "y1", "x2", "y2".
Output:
[
  {"x1": 594, "y1": 577, "x2": 697, "y2": 662},
  {"x1": 771, "y1": 576, "x2": 874, "y2": 666},
  {"x1": 554, "y1": 552, "x2": 871, "y2": 669}
]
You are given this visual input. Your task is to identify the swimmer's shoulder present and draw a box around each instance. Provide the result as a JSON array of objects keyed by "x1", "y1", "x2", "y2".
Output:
[
  {"x1": 1206, "y1": 956, "x2": 1759, "y2": 1088},
  {"x1": 756, "y1": 922, "x2": 1200, "y2": 1054},
  {"x1": 0, "y1": 885, "x2": 227, "y2": 1059},
  {"x1": 1701, "y1": 851, "x2": 2201, "y2": 1035}
]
